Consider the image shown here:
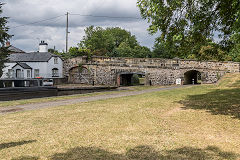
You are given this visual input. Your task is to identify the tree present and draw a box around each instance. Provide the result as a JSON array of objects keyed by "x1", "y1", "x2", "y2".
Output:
[
  {"x1": 48, "y1": 48, "x2": 55, "y2": 53},
  {"x1": 132, "y1": 45, "x2": 151, "y2": 58},
  {"x1": 152, "y1": 41, "x2": 176, "y2": 59},
  {"x1": 229, "y1": 33, "x2": 240, "y2": 62},
  {"x1": 0, "y1": 3, "x2": 11, "y2": 77},
  {"x1": 79, "y1": 26, "x2": 109, "y2": 56},
  {"x1": 115, "y1": 42, "x2": 133, "y2": 57},
  {"x1": 137, "y1": 0, "x2": 240, "y2": 60},
  {"x1": 78, "y1": 26, "x2": 151, "y2": 58},
  {"x1": 198, "y1": 44, "x2": 231, "y2": 61}
]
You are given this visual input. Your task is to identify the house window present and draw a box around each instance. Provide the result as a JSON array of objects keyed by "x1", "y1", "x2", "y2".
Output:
[
  {"x1": 34, "y1": 69, "x2": 39, "y2": 78},
  {"x1": 16, "y1": 69, "x2": 22, "y2": 78},
  {"x1": 52, "y1": 68, "x2": 59, "y2": 77},
  {"x1": 27, "y1": 70, "x2": 31, "y2": 78},
  {"x1": 54, "y1": 57, "x2": 58, "y2": 64}
]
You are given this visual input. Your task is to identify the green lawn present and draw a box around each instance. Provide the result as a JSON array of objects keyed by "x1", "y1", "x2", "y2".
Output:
[{"x1": 0, "y1": 74, "x2": 240, "y2": 160}]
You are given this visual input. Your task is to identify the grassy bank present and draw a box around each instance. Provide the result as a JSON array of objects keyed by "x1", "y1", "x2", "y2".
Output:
[
  {"x1": 0, "y1": 86, "x2": 158, "y2": 108},
  {"x1": 0, "y1": 74, "x2": 240, "y2": 159}
]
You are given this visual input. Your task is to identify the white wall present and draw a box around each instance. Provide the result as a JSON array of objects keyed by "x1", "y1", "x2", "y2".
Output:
[
  {"x1": 24, "y1": 69, "x2": 32, "y2": 78},
  {"x1": 12, "y1": 65, "x2": 25, "y2": 78},
  {"x1": 1, "y1": 63, "x2": 16, "y2": 79},
  {"x1": 26, "y1": 62, "x2": 48, "y2": 78},
  {"x1": 47, "y1": 57, "x2": 63, "y2": 78},
  {"x1": 10, "y1": 65, "x2": 32, "y2": 79},
  {"x1": 39, "y1": 45, "x2": 48, "y2": 53},
  {"x1": 1, "y1": 56, "x2": 63, "y2": 79}
]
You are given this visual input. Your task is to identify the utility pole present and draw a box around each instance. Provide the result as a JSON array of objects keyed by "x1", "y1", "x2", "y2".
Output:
[{"x1": 66, "y1": 12, "x2": 69, "y2": 53}]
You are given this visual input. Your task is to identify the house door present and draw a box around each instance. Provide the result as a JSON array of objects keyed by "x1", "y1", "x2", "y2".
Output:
[{"x1": 16, "y1": 69, "x2": 21, "y2": 78}]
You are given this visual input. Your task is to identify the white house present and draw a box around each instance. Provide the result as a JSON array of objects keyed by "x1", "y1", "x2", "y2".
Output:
[{"x1": 1, "y1": 41, "x2": 63, "y2": 79}]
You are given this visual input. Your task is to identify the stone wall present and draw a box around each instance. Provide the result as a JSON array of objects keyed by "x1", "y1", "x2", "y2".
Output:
[{"x1": 64, "y1": 56, "x2": 240, "y2": 86}]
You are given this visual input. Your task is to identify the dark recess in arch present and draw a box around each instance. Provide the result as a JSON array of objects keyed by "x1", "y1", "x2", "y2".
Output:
[
  {"x1": 117, "y1": 72, "x2": 145, "y2": 86},
  {"x1": 184, "y1": 70, "x2": 201, "y2": 85}
]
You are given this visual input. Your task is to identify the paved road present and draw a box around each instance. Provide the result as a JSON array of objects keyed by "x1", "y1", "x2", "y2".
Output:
[{"x1": 0, "y1": 85, "x2": 189, "y2": 115}]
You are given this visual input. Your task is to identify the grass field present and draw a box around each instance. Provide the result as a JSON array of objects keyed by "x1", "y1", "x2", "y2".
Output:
[{"x1": 0, "y1": 74, "x2": 240, "y2": 160}]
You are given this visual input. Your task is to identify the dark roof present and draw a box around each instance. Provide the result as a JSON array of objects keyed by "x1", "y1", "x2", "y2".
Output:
[
  {"x1": 8, "y1": 45, "x2": 25, "y2": 53},
  {"x1": 8, "y1": 52, "x2": 59, "y2": 62},
  {"x1": 13, "y1": 62, "x2": 32, "y2": 69}
]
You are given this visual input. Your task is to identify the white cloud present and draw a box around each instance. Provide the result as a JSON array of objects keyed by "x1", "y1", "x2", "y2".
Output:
[{"x1": 1, "y1": 0, "x2": 156, "y2": 52}]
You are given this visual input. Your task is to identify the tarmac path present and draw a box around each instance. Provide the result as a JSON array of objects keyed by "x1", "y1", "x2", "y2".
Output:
[{"x1": 0, "y1": 85, "x2": 189, "y2": 115}]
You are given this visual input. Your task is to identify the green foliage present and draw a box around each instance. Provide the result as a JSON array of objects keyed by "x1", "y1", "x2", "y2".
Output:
[
  {"x1": 47, "y1": 48, "x2": 68, "y2": 59},
  {"x1": 152, "y1": 41, "x2": 175, "y2": 59},
  {"x1": 229, "y1": 44, "x2": 240, "y2": 62},
  {"x1": 137, "y1": 0, "x2": 240, "y2": 61},
  {"x1": 229, "y1": 33, "x2": 240, "y2": 62},
  {"x1": 115, "y1": 42, "x2": 132, "y2": 57},
  {"x1": 78, "y1": 26, "x2": 151, "y2": 58},
  {"x1": 78, "y1": 63, "x2": 83, "y2": 72},
  {"x1": 113, "y1": 42, "x2": 151, "y2": 58},
  {"x1": 48, "y1": 48, "x2": 55, "y2": 53},
  {"x1": 68, "y1": 47, "x2": 91, "y2": 58},
  {"x1": 132, "y1": 45, "x2": 151, "y2": 58},
  {"x1": 198, "y1": 44, "x2": 231, "y2": 61},
  {"x1": 48, "y1": 47, "x2": 92, "y2": 60},
  {"x1": 0, "y1": 47, "x2": 9, "y2": 77},
  {"x1": 0, "y1": 3, "x2": 11, "y2": 77},
  {"x1": 131, "y1": 74, "x2": 140, "y2": 85}
]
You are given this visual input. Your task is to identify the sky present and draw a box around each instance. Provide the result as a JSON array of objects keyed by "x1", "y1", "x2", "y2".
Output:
[{"x1": 1, "y1": 0, "x2": 159, "y2": 52}]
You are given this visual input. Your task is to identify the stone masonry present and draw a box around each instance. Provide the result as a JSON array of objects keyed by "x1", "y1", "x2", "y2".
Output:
[{"x1": 64, "y1": 56, "x2": 240, "y2": 86}]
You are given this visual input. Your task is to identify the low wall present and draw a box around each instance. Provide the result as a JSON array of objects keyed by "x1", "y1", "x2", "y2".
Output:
[
  {"x1": 0, "y1": 87, "x2": 57, "y2": 101},
  {"x1": 53, "y1": 78, "x2": 68, "y2": 85}
]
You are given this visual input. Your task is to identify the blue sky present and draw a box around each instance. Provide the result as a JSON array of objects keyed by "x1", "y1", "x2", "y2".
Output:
[{"x1": 1, "y1": 0, "x2": 159, "y2": 52}]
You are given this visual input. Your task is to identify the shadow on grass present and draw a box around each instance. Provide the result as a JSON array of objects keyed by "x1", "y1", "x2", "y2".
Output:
[
  {"x1": 50, "y1": 145, "x2": 239, "y2": 160},
  {"x1": 229, "y1": 80, "x2": 240, "y2": 88},
  {"x1": 179, "y1": 88, "x2": 240, "y2": 119},
  {"x1": 0, "y1": 140, "x2": 36, "y2": 150}
]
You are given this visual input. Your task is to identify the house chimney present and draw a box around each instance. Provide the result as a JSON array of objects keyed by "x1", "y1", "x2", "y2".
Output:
[
  {"x1": 39, "y1": 40, "x2": 48, "y2": 52},
  {"x1": 6, "y1": 41, "x2": 10, "y2": 47}
]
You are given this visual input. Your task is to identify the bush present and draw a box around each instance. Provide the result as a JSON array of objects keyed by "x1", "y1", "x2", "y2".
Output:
[{"x1": 132, "y1": 74, "x2": 140, "y2": 85}]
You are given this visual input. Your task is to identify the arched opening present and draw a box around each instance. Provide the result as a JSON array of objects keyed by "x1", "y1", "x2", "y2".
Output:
[
  {"x1": 120, "y1": 74, "x2": 133, "y2": 86},
  {"x1": 68, "y1": 66, "x2": 92, "y2": 84},
  {"x1": 117, "y1": 72, "x2": 145, "y2": 86},
  {"x1": 184, "y1": 70, "x2": 201, "y2": 85}
]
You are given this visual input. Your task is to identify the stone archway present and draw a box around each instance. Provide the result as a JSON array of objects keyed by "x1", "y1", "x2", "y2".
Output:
[
  {"x1": 184, "y1": 70, "x2": 201, "y2": 85},
  {"x1": 68, "y1": 66, "x2": 93, "y2": 84},
  {"x1": 117, "y1": 72, "x2": 146, "y2": 86}
]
